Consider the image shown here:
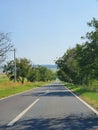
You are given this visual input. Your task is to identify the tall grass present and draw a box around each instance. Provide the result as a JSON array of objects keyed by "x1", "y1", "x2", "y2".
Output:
[
  {"x1": 0, "y1": 74, "x2": 50, "y2": 98},
  {"x1": 89, "y1": 80, "x2": 98, "y2": 92}
]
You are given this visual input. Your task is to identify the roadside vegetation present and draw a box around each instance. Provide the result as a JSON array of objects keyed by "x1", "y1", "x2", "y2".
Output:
[
  {"x1": 56, "y1": 18, "x2": 98, "y2": 109},
  {"x1": 56, "y1": 18, "x2": 98, "y2": 88},
  {"x1": 0, "y1": 62, "x2": 56, "y2": 98},
  {"x1": 3, "y1": 58, "x2": 56, "y2": 84},
  {"x1": 0, "y1": 74, "x2": 52, "y2": 98},
  {"x1": 0, "y1": 32, "x2": 56, "y2": 99},
  {"x1": 64, "y1": 82, "x2": 98, "y2": 110}
]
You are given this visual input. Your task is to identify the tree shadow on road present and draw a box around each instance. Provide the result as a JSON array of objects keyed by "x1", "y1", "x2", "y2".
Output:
[
  {"x1": 1, "y1": 113, "x2": 98, "y2": 130},
  {"x1": 22, "y1": 90, "x2": 74, "y2": 97},
  {"x1": 45, "y1": 91, "x2": 74, "y2": 97}
]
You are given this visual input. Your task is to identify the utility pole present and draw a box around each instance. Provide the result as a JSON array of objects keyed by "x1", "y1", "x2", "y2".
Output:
[{"x1": 14, "y1": 48, "x2": 16, "y2": 82}]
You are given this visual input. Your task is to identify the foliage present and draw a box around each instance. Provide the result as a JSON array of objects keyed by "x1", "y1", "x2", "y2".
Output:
[
  {"x1": 27, "y1": 65, "x2": 56, "y2": 82},
  {"x1": 0, "y1": 76, "x2": 51, "y2": 98},
  {"x1": 56, "y1": 18, "x2": 98, "y2": 87},
  {"x1": 3, "y1": 58, "x2": 56, "y2": 84},
  {"x1": 3, "y1": 58, "x2": 32, "y2": 84}
]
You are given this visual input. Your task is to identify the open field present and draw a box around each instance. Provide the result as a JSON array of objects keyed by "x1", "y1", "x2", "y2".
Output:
[{"x1": 65, "y1": 83, "x2": 98, "y2": 110}]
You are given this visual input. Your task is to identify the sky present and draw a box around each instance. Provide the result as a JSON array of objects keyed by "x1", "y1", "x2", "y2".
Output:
[{"x1": 0, "y1": 0, "x2": 98, "y2": 65}]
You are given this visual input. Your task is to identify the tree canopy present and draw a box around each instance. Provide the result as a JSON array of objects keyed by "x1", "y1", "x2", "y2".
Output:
[
  {"x1": 4, "y1": 58, "x2": 56, "y2": 84},
  {"x1": 56, "y1": 18, "x2": 98, "y2": 86}
]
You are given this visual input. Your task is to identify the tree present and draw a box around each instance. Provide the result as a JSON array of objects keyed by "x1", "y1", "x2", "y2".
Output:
[
  {"x1": 76, "y1": 18, "x2": 98, "y2": 84},
  {"x1": 27, "y1": 65, "x2": 56, "y2": 82},
  {"x1": 56, "y1": 48, "x2": 79, "y2": 84},
  {"x1": 56, "y1": 18, "x2": 98, "y2": 86},
  {"x1": 27, "y1": 66, "x2": 41, "y2": 82},
  {"x1": 4, "y1": 58, "x2": 32, "y2": 84},
  {"x1": 0, "y1": 33, "x2": 13, "y2": 64}
]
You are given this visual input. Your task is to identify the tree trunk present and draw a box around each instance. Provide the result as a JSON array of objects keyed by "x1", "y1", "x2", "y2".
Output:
[{"x1": 21, "y1": 77, "x2": 24, "y2": 84}]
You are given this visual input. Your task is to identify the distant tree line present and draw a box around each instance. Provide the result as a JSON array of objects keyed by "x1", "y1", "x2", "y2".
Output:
[
  {"x1": 0, "y1": 32, "x2": 56, "y2": 84},
  {"x1": 56, "y1": 18, "x2": 98, "y2": 87},
  {"x1": 3, "y1": 58, "x2": 56, "y2": 84}
]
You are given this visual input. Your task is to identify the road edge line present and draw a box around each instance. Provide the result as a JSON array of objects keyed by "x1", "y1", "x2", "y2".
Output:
[{"x1": 66, "y1": 86, "x2": 98, "y2": 115}]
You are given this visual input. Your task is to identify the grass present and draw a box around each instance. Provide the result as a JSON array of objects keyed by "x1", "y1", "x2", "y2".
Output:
[
  {"x1": 64, "y1": 82, "x2": 98, "y2": 110},
  {"x1": 0, "y1": 75, "x2": 51, "y2": 98}
]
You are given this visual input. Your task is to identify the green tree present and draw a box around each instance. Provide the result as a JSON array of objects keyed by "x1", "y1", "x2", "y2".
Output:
[
  {"x1": 4, "y1": 58, "x2": 32, "y2": 84},
  {"x1": 56, "y1": 18, "x2": 98, "y2": 86},
  {"x1": 56, "y1": 48, "x2": 79, "y2": 84},
  {"x1": 27, "y1": 65, "x2": 56, "y2": 82},
  {"x1": 76, "y1": 18, "x2": 98, "y2": 85}
]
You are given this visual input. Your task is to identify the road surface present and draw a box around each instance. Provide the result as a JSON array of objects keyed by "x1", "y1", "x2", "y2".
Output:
[{"x1": 0, "y1": 82, "x2": 98, "y2": 130}]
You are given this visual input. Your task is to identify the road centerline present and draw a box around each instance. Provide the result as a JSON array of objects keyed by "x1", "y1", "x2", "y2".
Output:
[{"x1": 7, "y1": 98, "x2": 39, "y2": 126}]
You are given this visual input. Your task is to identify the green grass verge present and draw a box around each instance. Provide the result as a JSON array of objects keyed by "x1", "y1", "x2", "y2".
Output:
[
  {"x1": 0, "y1": 81, "x2": 50, "y2": 99},
  {"x1": 64, "y1": 82, "x2": 98, "y2": 110}
]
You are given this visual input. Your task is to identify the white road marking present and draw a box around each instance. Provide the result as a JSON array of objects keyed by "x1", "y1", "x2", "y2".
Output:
[
  {"x1": 7, "y1": 98, "x2": 39, "y2": 126},
  {"x1": 66, "y1": 87, "x2": 98, "y2": 115}
]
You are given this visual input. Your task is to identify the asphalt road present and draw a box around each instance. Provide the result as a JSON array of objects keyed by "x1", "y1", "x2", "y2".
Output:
[{"x1": 0, "y1": 82, "x2": 98, "y2": 130}]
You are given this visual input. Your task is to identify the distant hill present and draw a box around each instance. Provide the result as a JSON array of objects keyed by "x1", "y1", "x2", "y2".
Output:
[
  {"x1": 41, "y1": 64, "x2": 57, "y2": 72},
  {"x1": 34, "y1": 64, "x2": 57, "y2": 72},
  {"x1": 41, "y1": 64, "x2": 57, "y2": 68}
]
